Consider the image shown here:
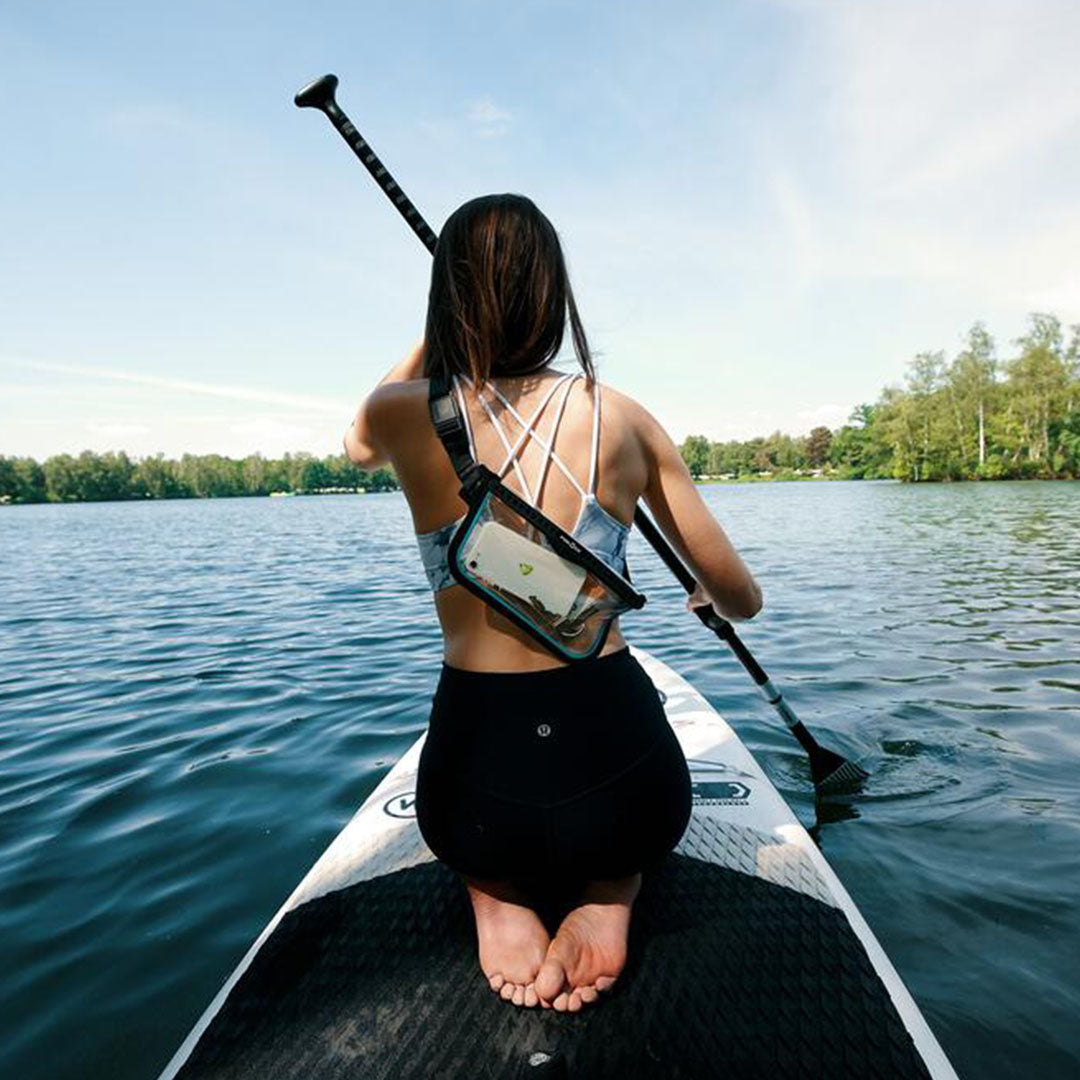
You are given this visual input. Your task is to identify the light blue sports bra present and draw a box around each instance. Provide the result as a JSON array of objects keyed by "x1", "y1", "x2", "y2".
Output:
[{"x1": 416, "y1": 373, "x2": 630, "y2": 592}]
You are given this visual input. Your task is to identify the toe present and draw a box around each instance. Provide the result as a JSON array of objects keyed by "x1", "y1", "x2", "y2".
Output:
[
  {"x1": 524, "y1": 984, "x2": 539, "y2": 1008},
  {"x1": 595, "y1": 975, "x2": 616, "y2": 992},
  {"x1": 553, "y1": 991, "x2": 570, "y2": 1012},
  {"x1": 512, "y1": 984, "x2": 525, "y2": 1007},
  {"x1": 580, "y1": 985, "x2": 598, "y2": 1004},
  {"x1": 500, "y1": 982, "x2": 515, "y2": 1001},
  {"x1": 535, "y1": 956, "x2": 566, "y2": 1002},
  {"x1": 535, "y1": 954, "x2": 570, "y2": 1002},
  {"x1": 568, "y1": 988, "x2": 583, "y2": 1012},
  {"x1": 489, "y1": 973, "x2": 505, "y2": 992}
]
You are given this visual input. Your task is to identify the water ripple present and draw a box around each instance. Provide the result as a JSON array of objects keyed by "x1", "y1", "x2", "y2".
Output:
[{"x1": 1, "y1": 483, "x2": 1078, "y2": 1078}]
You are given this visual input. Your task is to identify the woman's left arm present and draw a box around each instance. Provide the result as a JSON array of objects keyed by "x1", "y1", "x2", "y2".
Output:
[{"x1": 343, "y1": 338, "x2": 425, "y2": 469}]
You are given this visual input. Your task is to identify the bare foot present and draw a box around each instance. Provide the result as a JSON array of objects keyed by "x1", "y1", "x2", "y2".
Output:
[
  {"x1": 465, "y1": 878, "x2": 550, "y2": 1007},
  {"x1": 535, "y1": 873, "x2": 641, "y2": 1011}
]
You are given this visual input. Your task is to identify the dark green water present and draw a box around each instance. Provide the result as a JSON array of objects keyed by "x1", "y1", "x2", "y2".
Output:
[{"x1": 1, "y1": 481, "x2": 1078, "y2": 1078}]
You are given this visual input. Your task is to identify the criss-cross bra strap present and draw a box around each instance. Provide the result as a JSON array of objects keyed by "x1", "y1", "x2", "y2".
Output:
[
  {"x1": 532, "y1": 375, "x2": 580, "y2": 502},
  {"x1": 587, "y1": 380, "x2": 602, "y2": 496},
  {"x1": 457, "y1": 373, "x2": 572, "y2": 505},
  {"x1": 492, "y1": 373, "x2": 579, "y2": 494},
  {"x1": 478, "y1": 375, "x2": 601, "y2": 503},
  {"x1": 456, "y1": 375, "x2": 544, "y2": 502},
  {"x1": 485, "y1": 374, "x2": 573, "y2": 503}
]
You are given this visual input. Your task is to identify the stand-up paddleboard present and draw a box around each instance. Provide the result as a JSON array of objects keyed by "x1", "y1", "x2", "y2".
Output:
[{"x1": 159, "y1": 649, "x2": 958, "y2": 1079}]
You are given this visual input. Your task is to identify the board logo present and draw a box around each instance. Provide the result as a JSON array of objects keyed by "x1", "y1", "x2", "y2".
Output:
[
  {"x1": 692, "y1": 780, "x2": 751, "y2": 805},
  {"x1": 519, "y1": 562, "x2": 534, "y2": 576},
  {"x1": 383, "y1": 791, "x2": 417, "y2": 818}
]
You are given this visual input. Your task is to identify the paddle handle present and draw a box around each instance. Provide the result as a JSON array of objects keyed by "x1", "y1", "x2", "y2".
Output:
[{"x1": 296, "y1": 74, "x2": 439, "y2": 254}]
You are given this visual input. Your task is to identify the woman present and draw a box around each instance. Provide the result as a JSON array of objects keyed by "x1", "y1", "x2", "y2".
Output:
[{"x1": 344, "y1": 194, "x2": 761, "y2": 1014}]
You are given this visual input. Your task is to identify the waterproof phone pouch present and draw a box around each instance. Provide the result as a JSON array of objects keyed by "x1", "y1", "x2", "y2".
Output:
[
  {"x1": 446, "y1": 468, "x2": 645, "y2": 661},
  {"x1": 428, "y1": 374, "x2": 646, "y2": 662}
]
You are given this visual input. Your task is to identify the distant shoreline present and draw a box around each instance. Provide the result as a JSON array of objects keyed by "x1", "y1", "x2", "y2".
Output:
[{"x1": 6, "y1": 473, "x2": 1079, "y2": 508}]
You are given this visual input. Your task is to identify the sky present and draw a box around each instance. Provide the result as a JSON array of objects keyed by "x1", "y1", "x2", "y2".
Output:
[{"x1": 2, "y1": 0, "x2": 1079, "y2": 460}]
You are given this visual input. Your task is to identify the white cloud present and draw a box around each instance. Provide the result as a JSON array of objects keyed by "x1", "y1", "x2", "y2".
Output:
[
  {"x1": 826, "y1": 1, "x2": 1080, "y2": 197},
  {"x1": 6, "y1": 357, "x2": 348, "y2": 416},
  {"x1": 466, "y1": 98, "x2": 512, "y2": 138},
  {"x1": 758, "y1": 0, "x2": 1080, "y2": 318}
]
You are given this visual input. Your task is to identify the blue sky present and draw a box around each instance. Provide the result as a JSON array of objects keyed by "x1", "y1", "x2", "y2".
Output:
[{"x1": 2, "y1": 0, "x2": 1079, "y2": 459}]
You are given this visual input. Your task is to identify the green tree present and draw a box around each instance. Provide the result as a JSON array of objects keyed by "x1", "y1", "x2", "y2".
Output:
[
  {"x1": 1004, "y1": 313, "x2": 1071, "y2": 471},
  {"x1": 133, "y1": 454, "x2": 187, "y2": 498},
  {"x1": 906, "y1": 351, "x2": 949, "y2": 480},
  {"x1": 679, "y1": 435, "x2": 711, "y2": 478},
  {"x1": 0, "y1": 457, "x2": 17, "y2": 501},
  {"x1": 948, "y1": 322, "x2": 997, "y2": 471},
  {"x1": 804, "y1": 426, "x2": 832, "y2": 467},
  {"x1": 13, "y1": 458, "x2": 47, "y2": 502},
  {"x1": 44, "y1": 454, "x2": 81, "y2": 501}
]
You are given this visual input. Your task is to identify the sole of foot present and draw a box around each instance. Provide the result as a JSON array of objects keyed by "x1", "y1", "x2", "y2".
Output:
[
  {"x1": 465, "y1": 878, "x2": 550, "y2": 1008},
  {"x1": 535, "y1": 873, "x2": 642, "y2": 1011}
]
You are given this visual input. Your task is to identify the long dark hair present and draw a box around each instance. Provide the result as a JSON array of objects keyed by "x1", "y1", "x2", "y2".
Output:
[{"x1": 423, "y1": 194, "x2": 594, "y2": 384}]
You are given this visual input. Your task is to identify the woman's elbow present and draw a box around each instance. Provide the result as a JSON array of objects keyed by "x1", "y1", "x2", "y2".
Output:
[
  {"x1": 343, "y1": 424, "x2": 385, "y2": 471},
  {"x1": 742, "y1": 581, "x2": 764, "y2": 619},
  {"x1": 727, "y1": 580, "x2": 763, "y2": 621}
]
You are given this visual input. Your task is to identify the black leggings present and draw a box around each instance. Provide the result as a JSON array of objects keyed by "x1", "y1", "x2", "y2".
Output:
[{"x1": 415, "y1": 648, "x2": 692, "y2": 898}]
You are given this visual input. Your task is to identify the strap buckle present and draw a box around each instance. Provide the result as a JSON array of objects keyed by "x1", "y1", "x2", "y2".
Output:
[{"x1": 428, "y1": 374, "x2": 476, "y2": 483}]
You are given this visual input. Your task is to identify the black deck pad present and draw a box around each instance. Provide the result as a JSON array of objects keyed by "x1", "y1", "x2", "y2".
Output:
[{"x1": 174, "y1": 854, "x2": 931, "y2": 1080}]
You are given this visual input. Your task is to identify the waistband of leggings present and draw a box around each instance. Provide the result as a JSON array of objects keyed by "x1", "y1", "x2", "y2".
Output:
[{"x1": 437, "y1": 646, "x2": 634, "y2": 692}]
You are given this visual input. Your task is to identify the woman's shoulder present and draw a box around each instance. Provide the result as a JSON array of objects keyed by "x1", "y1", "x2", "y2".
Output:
[{"x1": 595, "y1": 380, "x2": 667, "y2": 447}]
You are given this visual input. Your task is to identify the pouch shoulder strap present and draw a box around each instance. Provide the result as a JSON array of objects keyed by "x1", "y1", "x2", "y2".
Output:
[{"x1": 428, "y1": 374, "x2": 483, "y2": 492}]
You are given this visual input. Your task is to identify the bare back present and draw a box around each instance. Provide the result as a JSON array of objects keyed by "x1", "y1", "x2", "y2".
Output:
[
  {"x1": 377, "y1": 372, "x2": 646, "y2": 670},
  {"x1": 355, "y1": 362, "x2": 761, "y2": 672}
]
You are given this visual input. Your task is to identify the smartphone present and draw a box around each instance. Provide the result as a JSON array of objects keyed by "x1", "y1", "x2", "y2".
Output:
[{"x1": 459, "y1": 520, "x2": 586, "y2": 618}]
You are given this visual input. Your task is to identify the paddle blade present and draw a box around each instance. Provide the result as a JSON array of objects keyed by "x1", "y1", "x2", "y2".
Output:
[{"x1": 811, "y1": 745, "x2": 870, "y2": 793}]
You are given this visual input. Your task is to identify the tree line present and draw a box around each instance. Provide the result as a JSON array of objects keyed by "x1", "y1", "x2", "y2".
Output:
[
  {"x1": 0, "y1": 451, "x2": 398, "y2": 504},
  {"x1": 679, "y1": 313, "x2": 1080, "y2": 482},
  {"x1": 3, "y1": 312, "x2": 1077, "y2": 503}
]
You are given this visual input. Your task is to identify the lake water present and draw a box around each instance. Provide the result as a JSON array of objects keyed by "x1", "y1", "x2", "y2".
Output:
[{"x1": 1, "y1": 481, "x2": 1078, "y2": 1078}]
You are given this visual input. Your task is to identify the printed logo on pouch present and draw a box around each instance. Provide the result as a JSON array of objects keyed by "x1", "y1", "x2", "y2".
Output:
[
  {"x1": 519, "y1": 563, "x2": 534, "y2": 576},
  {"x1": 383, "y1": 792, "x2": 417, "y2": 818}
]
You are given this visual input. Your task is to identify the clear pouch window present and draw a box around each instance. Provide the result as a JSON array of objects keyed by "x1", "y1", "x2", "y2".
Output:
[{"x1": 448, "y1": 482, "x2": 643, "y2": 662}]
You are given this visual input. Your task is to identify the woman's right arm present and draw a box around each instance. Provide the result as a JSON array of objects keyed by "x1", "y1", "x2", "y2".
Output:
[{"x1": 637, "y1": 405, "x2": 763, "y2": 621}]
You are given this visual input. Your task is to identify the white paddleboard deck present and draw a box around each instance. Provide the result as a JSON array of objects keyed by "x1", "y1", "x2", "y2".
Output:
[{"x1": 160, "y1": 649, "x2": 958, "y2": 1080}]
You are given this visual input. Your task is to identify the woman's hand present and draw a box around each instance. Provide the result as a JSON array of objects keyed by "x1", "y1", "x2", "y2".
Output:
[
  {"x1": 398, "y1": 337, "x2": 426, "y2": 381},
  {"x1": 685, "y1": 582, "x2": 714, "y2": 615}
]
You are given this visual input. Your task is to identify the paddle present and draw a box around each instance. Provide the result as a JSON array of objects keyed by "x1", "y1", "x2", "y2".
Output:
[
  {"x1": 630, "y1": 511, "x2": 867, "y2": 791},
  {"x1": 294, "y1": 73, "x2": 869, "y2": 794}
]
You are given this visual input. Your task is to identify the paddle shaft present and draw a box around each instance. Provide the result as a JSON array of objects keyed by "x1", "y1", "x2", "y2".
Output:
[
  {"x1": 630, "y1": 509, "x2": 819, "y2": 754},
  {"x1": 296, "y1": 73, "x2": 846, "y2": 776}
]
